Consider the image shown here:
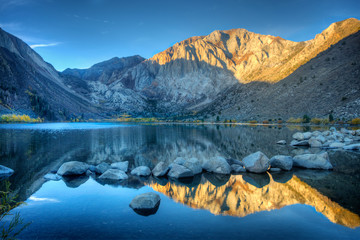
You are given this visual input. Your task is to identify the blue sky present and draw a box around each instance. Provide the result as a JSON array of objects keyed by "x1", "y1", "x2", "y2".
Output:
[{"x1": 0, "y1": 0, "x2": 359, "y2": 71}]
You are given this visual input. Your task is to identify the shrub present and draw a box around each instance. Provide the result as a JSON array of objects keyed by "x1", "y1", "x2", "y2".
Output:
[
  {"x1": 0, "y1": 114, "x2": 42, "y2": 123},
  {"x1": 262, "y1": 120, "x2": 269, "y2": 124},
  {"x1": 310, "y1": 118, "x2": 322, "y2": 125},
  {"x1": 303, "y1": 115, "x2": 311, "y2": 123},
  {"x1": 329, "y1": 114, "x2": 334, "y2": 122},
  {"x1": 286, "y1": 117, "x2": 303, "y2": 123},
  {"x1": 277, "y1": 120, "x2": 283, "y2": 124},
  {"x1": 248, "y1": 120, "x2": 258, "y2": 124},
  {"x1": 351, "y1": 118, "x2": 360, "y2": 125}
]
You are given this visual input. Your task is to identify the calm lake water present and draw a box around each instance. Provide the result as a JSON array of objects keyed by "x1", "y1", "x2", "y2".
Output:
[{"x1": 1, "y1": 123, "x2": 360, "y2": 240}]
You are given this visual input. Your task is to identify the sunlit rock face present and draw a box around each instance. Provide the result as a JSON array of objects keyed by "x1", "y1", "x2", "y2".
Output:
[
  {"x1": 105, "y1": 18, "x2": 360, "y2": 113},
  {"x1": 149, "y1": 174, "x2": 360, "y2": 228}
]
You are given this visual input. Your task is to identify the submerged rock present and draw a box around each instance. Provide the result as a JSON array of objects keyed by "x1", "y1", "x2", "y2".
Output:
[
  {"x1": 152, "y1": 162, "x2": 169, "y2": 177},
  {"x1": 57, "y1": 161, "x2": 89, "y2": 176},
  {"x1": 242, "y1": 151, "x2": 270, "y2": 173},
  {"x1": 44, "y1": 173, "x2": 62, "y2": 181},
  {"x1": 0, "y1": 165, "x2": 14, "y2": 180},
  {"x1": 293, "y1": 152, "x2": 333, "y2": 170},
  {"x1": 269, "y1": 155, "x2": 293, "y2": 171},
  {"x1": 129, "y1": 192, "x2": 161, "y2": 216},
  {"x1": 111, "y1": 161, "x2": 129, "y2": 172},
  {"x1": 202, "y1": 156, "x2": 231, "y2": 174},
  {"x1": 168, "y1": 164, "x2": 194, "y2": 178},
  {"x1": 99, "y1": 169, "x2": 128, "y2": 181},
  {"x1": 131, "y1": 166, "x2": 151, "y2": 177}
]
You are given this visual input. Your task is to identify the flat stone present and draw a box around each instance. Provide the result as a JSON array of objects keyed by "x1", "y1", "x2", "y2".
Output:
[
  {"x1": 44, "y1": 173, "x2": 62, "y2": 181},
  {"x1": 99, "y1": 169, "x2": 128, "y2": 180},
  {"x1": 293, "y1": 152, "x2": 333, "y2": 170}
]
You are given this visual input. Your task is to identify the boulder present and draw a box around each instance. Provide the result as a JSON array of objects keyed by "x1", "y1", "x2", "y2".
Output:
[
  {"x1": 131, "y1": 166, "x2": 151, "y2": 177},
  {"x1": 242, "y1": 151, "x2": 270, "y2": 173},
  {"x1": 356, "y1": 129, "x2": 360, "y2": 136},
  {"x1": 308, "y1": 138, "x2": 322, "y2": 148},
  {"x1": 44, "y1": 173, "x2": 61, "y2": 181},
  {"x1": 329, "y1": 142, "x2": 345, "y2": 148},
  {"x1": 322, "y1": 130, "x2": 331, "y2": 136},
  {"x1": 152, "y1": 162, "x2": 169, "y2": 177},
  {"x1": 95, "y1": 162, "x2": 111, "y2": 174},
  {"x1": 129, "y1": 192, "x2": 161, "y2": 216},
  {"x1": 231, "y1": 164, "x2": 246, "y2": 173},
  {"x1": 315, "y1": 135, "x2": 326, "y2": 143},
  {"x1": 269, "y1": 155, "x2": 293, "y2": 171},
  {"x1": 293, "y1": 152, "x2": 333, "y2": 170},
  {"x1": 99, "y1": 169, "x2": 128, "y2": 180},
  {"x1": 343, "y1": 143, "x2": 360, "y2": 150},
  {"x1": 57, "y1": 161, "x2": 89, "y2": 176},
  {"x1": 183, "y1": 158, "x2": 202, "y2": 174},
  {"x1": 111, "y1": 161, "x2": 129, "y2": 172},
  {"x1": 0, "y1": 165, "x2": 14, "y2": 179},
  {"x1": 173, "y1": 157, "x2": 186, "y2": 165},
  {"x1": 290, "y1": 140, "x2": 309, "y2": 147},
  {"x1": 292, "y1": 132, "x2": 304, "y2": 141},
  {"x1": 168, "y1": 164, "x2": 194, "y2": 178},
  {"x1": 311, "y1": 131, "x2": 321, "y2": 137},
  {"x1": 276, "y1": 140, "x2": 286, "y2": 145},
  {"x1": 303, "y1": 132, "x2": 312, "y2": 140},
  {"x1": 202, "y1": 156, "x2": 231, "y2": 174}
]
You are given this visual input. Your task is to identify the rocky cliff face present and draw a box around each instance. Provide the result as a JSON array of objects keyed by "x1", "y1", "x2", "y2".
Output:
[
  {"x1": 0, "y1": 28, "x2": 100, "y2": 120},
  {"x1": 104, "y1": 18, "x2": 360, "y2": 116}
]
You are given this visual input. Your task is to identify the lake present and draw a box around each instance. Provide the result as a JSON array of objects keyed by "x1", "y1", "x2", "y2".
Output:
[{"x1": 0, "y1": 122, "x2": 360, "y2": 240}]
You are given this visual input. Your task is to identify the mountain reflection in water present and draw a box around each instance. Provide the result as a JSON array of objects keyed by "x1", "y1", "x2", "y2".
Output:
[
  {"x1": 149, "y1": 173, "x2": 360, "y2": 228},
  {"x1": 1, "y1": 123, "x2": 360, "y2": 231}
]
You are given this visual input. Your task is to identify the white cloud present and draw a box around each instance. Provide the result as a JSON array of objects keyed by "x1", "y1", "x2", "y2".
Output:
[
  {"x1": 29, "y1": 196, "x2": 60, "y2": 202},
  {"x1": 30, "y1": 42, "x2": 60, "y2": 49}
]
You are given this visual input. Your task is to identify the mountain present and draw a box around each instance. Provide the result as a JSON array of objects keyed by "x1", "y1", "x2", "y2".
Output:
[
  {"x1": 1, "y1": 18, "x2": 359, "y2": 120},
  {"x1": 101, "y1": 18, "x2": 360, "y2": 117},
  {"x1": 0, "y1": 27, "x2": 100, "y2": 120}
]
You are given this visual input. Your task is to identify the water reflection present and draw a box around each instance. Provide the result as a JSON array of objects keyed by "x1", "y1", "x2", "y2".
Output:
[
  {"x1": 149, "y1": 174, "x2": 360, "y2": 228},
  {"x1": 0, "y1": 123, "x2": 360, "y2": 229}
]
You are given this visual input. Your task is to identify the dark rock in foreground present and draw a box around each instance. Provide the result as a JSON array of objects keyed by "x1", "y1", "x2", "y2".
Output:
[{"x1": 129, "y1": 192, "x2": 161, "y2": 216}]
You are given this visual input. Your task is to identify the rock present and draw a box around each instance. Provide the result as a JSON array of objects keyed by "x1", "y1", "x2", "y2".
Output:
[
  {"x1": 303, "y1": 132, "x2": 312, "y2": 140},
  {"x1": 168, "y1": 164, "x2": 194, "y2": 178},
  {"x1": 356, "y1": 130, "x2": 360, "y2": 136},
  {"x1": 226, "y1": 158, "x2": 244, "y2": 166},
  {"x1": 330, "y1": 127, "x2": 337, "y2": 132},
  {"x1": 129, "y1": 192, "x2": 161, "y2": 216},
  {"x1": 344, "y1": 137, "x2": 353, "y2": 143},
  {"x1": 329, "y1": 142, "x2": 345, "y2": 148},
  {"x1": 231, "y1": 164, "x2": 246, "y2": 173},
  {"x1": 290, "y1": 140, "x2": 309, "y2": 146},
  {"x1": 315, "y1": 135, "x2": 326, "y2": 143},
  {"x1": 152, "y1": 162, "x2": 169, "y2": 177},
  {"x1": 322, "y1": 131, "x2": 331, "y2": 136},
  {"x1": 242, "y1": 151, "x2": 270, "y2": 173},
  {"x1": 270, "y1": 168, "x2": 281, "y2": 172},
  {"x1": 131, "y1": 166, "x2": 151, "y2": 177},
  {"x1": 44, "y1": 173, "x2": 61, "y2": 181},
  {"x1": 308, "y1": 138, "x2": 322, "y2": 148},
  {"x1": 269, "y1": 155, "x2": 293, "y2": 171},
  {"x1": 276, "y1": 140, "x2": 286, "y2": 145},
  {"x1": 111, "y1": 161, "x2": 129, "y2": 172},
  {"x1": 340, "y1": 128, "x2": 349, "y2": 134},
  {"x1": 292, "y1": 132, "x2": 304, "y2": 141},
  {"x1": 183, "y1": 158, "x2": 202, "y2": 174},
  {"x1": 293, "y1": 152, "x2": 333, "y2": 170},
  {"x1": 202, "y1": 156, "x2": 231, "y2": 174},
  {"x1": 0, "y1": 165, "x2": 14, "y2": 179},
  {"x1": 311, "y1": 131, "x2": 321, "y2": 137},
  {"x1": 173, "y1": 157, "x2": 186, "y2": 165},
  {"x1": 88, "y1": 165, "x2": 97, "y2": 172},
  {"x1": 86, "y1": 170, "x2": 95, "y2": 176},
  {"x1": 99, "y1": 169, "x2": 128, "y2": 180},
  {"x1": 95, "y1": 162, "x2": 111, "y2": 174},
  {"x1": 343, "y1": 143, "x2": 360, "y2": 150},
  {"x1": 57, "y1": 161, "x2": 89, "y2": 176}
]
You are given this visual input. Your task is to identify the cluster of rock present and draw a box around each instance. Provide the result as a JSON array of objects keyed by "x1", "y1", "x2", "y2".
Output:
[{"x1": 288, "y1": 128, "x2": 360, "y2": 150}]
